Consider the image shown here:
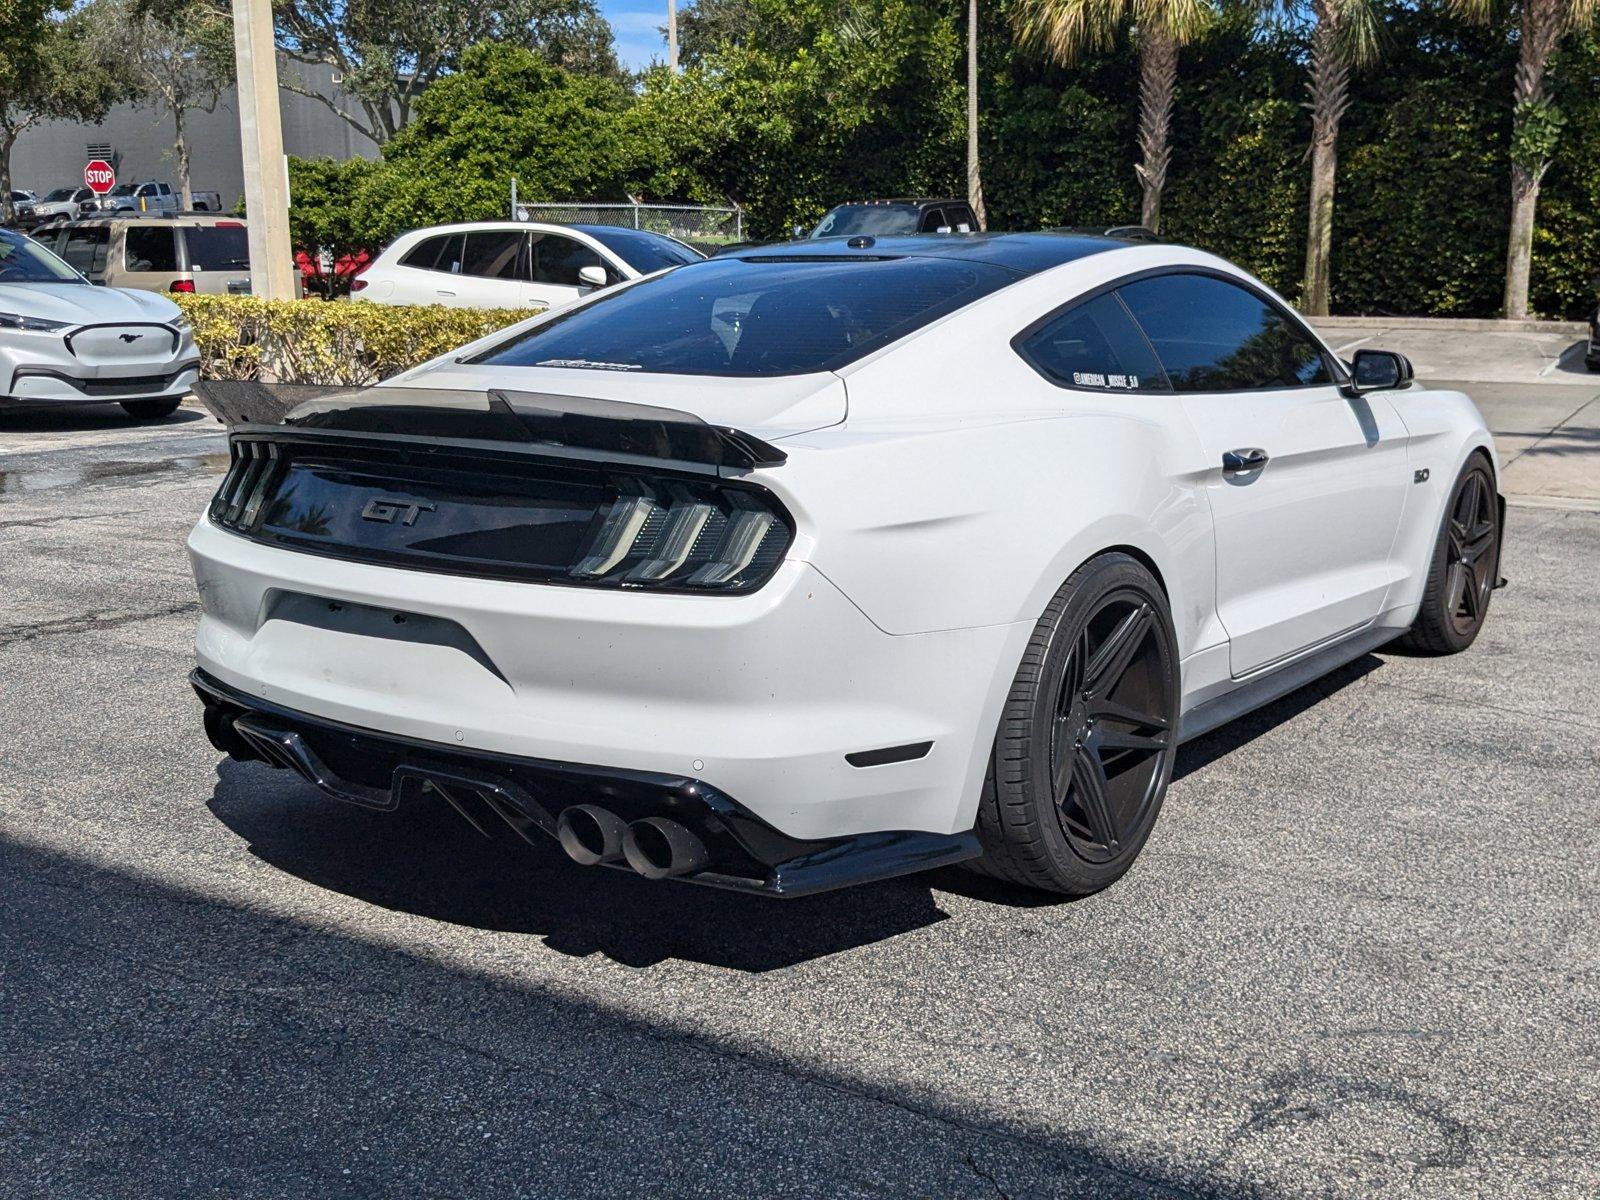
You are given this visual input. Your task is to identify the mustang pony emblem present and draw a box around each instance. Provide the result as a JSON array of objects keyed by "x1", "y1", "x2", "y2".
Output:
[{"x1": 118, "y1": 333, "x2": 143, "y2": 343}]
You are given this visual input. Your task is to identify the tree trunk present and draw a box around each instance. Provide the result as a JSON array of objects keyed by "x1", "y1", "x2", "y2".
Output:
[
  {"x1": 1501, "y1": 0, "x2": 1561, "y2": 319},
  {"x1": 1503, "y1": 164, "x2": 1539, "y2": 318},
  {"x1": 1302, "y1": 6, "x2": 1350, "y2": 317},
  {"x1": 966, "y1": 0, "x2": 986, "y2": 229},
  {"x1": 1134, "y1": 27, "x2": 1177, "y2": 235},
  {"x1": 174, "y1": 106, "x2": 194, "y2": 210},
  {"x1": 0, "y1": 127, "x2": 14, "y2": 227}
]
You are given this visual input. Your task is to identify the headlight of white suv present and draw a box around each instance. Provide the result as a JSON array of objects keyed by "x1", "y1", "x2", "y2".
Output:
[{"x1": 0, "y1": 312, "x2": 70, "y2": 332}]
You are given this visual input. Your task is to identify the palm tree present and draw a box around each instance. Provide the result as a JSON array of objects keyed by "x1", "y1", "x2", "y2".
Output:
[
  {"x1": 1013, "y1": 0, "x2": 1214, "y2": 234},
  {"x1": 967, "y1": 0, "x2": 986, "y2": 228},
  {"x1": 1447, "y1": 0, "x2": 1597, "y2": 318},
  {"x1": 1299, "y1": 0, "x2": 1380, "y2": 316}
]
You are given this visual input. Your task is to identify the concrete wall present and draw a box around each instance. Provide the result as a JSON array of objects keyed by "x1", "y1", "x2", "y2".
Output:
[{"x1": 9, "y1": 58, "x2": 379, "y2": 210}]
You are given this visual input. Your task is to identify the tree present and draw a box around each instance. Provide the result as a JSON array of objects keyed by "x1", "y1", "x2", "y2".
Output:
[
  {"x1": 1298, "y1": 0, "x2": 1380, "y2": 315},
  {"x1": 350, "y1": 42, "x2": 639, "y2": 243},
  {"x1": 0, "y1": 2, "x2": 129, "y2": 224},
  {"x1": 967, "y1": 0, "x2": 985, "y2": 226},
  {"x1": 1012, "y1": 0, "x2": 1215, "y2": 234},
  {"x1": 1448, "y1": 0, "x2": 1598, "y2": 317},
  {"x1": 90, "y1": 0, "x2": 233, "y2": 209},
  {"x1": 270, "y1": 0, "x2": 622, "y2": 145}
]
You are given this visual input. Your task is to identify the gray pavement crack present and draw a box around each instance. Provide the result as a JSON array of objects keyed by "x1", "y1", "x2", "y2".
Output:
[{"x1": 0, "y1": 601, "x2": 199, "y2": 648}]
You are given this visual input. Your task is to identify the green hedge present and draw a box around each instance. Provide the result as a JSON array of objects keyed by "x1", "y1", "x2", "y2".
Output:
[{"x1": 177, "y1": 295, "x2": 534, "y2": 386}]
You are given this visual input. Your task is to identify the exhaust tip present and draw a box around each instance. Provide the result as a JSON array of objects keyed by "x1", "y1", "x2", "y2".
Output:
[
  {"x1": 203, "y1": 705, "x2": 259, "y2": 763},
  {"x1": 622, "y1": 817, "x2": 709, "y2": 880},
  {"x1": 556, "y1": 804, "x2": 628, "y2": 866}
]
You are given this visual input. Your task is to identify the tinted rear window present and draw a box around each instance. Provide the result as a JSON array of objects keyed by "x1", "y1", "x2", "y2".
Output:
[
  {"x1": 124, "y1": 226, "x2": 179, "y2": 272},
  {"x1": 473, "y1": 255, "x2": 1019, "y2": 377},
  {"x1": 183, "y1": 225, "x2": 250, "y2": 270}
]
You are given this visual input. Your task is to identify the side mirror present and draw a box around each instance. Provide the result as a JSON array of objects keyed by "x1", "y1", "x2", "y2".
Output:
[
  {"x1": 1346, "y1": 348, "x2": 1414, "y2": 394},
  {"x1": 577, "y1": 264, "x2": 608, "y2": 290}
]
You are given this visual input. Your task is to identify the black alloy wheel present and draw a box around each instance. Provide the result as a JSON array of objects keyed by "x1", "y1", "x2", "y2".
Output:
[
  {"x1": 1048, "y1": 594, "x2": 1173, "y2": 865},
  {"x1": 1401, "y1": 453, "x2": 1500, "y2": 655},
  {"x1": 970, "y1": 553, "x2": 1180, "y2": 896},
  {"x1": 1443, "y1": 466, "x2": 1498, "y2": 638}
]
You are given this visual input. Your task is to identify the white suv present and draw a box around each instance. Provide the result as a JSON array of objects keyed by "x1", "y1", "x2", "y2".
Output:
[{"x1": 353, "y1": 222, "x2": 703, "y2": 310}]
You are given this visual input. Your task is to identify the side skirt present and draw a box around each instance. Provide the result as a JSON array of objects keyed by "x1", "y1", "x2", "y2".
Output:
[{"x1": 1176, "y1": 625, "x2": 1399, "y2": 744}]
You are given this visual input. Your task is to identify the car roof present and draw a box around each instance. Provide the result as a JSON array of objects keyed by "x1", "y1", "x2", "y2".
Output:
[
  {"x1": 826, "y1": 198, "x2": 969, "y2": 209},
  {"x1": 733, "y1": 230, "x2": 1140, "y2": 275},
  {"x1": 47, "y1": 212, "x2": 245, "y2": 226}
]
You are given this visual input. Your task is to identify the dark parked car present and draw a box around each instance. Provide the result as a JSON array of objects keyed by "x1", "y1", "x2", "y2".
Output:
[{"x1": 807, "y1": 198, "x2": 983, "y2": 239}]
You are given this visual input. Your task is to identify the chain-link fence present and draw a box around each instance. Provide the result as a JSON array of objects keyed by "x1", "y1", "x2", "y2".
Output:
[{"x1": 512, "y1": 202, "x2": 744, "y2": 246}]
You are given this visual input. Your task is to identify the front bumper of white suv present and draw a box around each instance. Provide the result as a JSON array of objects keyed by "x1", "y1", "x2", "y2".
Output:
[{"x1": 1, "y1": 320, "x2": 198, "y2": 407}]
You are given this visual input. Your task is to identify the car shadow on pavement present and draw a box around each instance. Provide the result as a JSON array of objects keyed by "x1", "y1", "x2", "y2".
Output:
[
  {"x1": 0, "y1": 402, "x2": 207, "y2": 433},
  {"x1": 206, "y1": 758, "x2": 954, "y2": 972},
  {"x1": 0, "y1": 831, "x2": 1204, "y2": 1198}
]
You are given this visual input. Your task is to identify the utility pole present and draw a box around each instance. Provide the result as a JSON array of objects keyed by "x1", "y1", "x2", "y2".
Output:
[
  {"x1": 667, "y1": 0, "x2": 678, "y2": 72},
  {"x1": 232, "y1": 0, "x2": 296, "y2": 300}
]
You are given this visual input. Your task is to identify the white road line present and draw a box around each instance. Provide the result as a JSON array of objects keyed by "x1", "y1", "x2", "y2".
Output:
[{"x1": 1332, "y1": 336, "x2": 1375, "y2": 354}]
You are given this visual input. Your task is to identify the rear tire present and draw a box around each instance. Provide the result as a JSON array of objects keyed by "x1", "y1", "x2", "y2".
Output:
[
  {"x1": 120, "y1": 398, "x2": 182, "y2": 420},
  {"x1": 967, "y1": 553, "x2": 1180, "y2": 896},
  {"x1": 1398, "y1": 452, "x2": 1500, "y2": 655}
]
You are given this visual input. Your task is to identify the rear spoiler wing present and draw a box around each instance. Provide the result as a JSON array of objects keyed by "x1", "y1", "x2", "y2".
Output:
[{"x1": 202, "y1": 383, "x2": 787, "y2": 470}]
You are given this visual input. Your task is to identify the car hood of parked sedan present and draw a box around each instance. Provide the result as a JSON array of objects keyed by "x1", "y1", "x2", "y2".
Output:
[{"x1": 0, "y1": 282, "x2": 181, "y2": 326}]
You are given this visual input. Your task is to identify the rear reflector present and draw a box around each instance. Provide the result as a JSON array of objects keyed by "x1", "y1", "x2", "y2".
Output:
[{"x1": 169, "y1": 279, "x2": 196, "y2": 293}]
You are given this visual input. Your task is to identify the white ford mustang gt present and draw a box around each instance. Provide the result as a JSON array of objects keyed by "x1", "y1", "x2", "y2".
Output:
[{"x1": 188, "y1": 233, "x2": 1503, "y2": 897}]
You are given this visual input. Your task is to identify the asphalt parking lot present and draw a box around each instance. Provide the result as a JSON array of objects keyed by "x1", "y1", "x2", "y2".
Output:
[{"x1": 2, "y1": 346, "x2": 1597, "y2": 1197}]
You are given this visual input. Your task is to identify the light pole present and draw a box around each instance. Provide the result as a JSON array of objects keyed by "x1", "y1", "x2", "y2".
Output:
[
  {"x1": 232, "y1": 0, "x2": 296, "y2": 300},
  {"x1": 667, "y1": 0, "x2": 678, "y2": 72}
]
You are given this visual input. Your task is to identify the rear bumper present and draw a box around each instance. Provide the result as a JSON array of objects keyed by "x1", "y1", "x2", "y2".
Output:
[
  {"x1": 193, "y1": 668, "x2": 980, "y2": 896},
  {"x1": 188, "y1": 517, "x2": 1031, "y2": 843}
]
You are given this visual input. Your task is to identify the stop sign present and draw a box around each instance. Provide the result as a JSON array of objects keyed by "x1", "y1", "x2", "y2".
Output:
[{"x1": 84, "y1": 159, "x2": 115, "y2": 195}]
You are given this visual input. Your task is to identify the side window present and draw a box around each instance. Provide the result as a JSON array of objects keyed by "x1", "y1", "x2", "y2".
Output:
[
  {"x1": 399, "y1": 233, "x2": 463, "y2": 273},
  {"x1": 531, "y1": 234, "x2": 605, "y2": 286},
  {"x1": 124, "y1": 226, "x2": 179, "y2": 272},
  {"x1": 946, "y1": 206, "x2": 975, "y2": 233},
  {"x1": 919, "y1": 207, "x2": 947, "y2": 233},
  {"x1": 1116, "y1": 273, "x2": 1333, "y2": 392},
  {"x1": 61, "y1": 226, "x2": 110, "y2": 276},
  {"x1": 1019, "y1": 292, "x2": 1170, "y2": 393},
  {"x1": 460, "y1": 230, "x2": 527, "y2": 281}
]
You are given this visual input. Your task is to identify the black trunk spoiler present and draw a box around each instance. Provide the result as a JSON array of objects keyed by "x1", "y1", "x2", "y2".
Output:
[{"x1": 204, "y1": 383, "x2": 788, "y2": 470}]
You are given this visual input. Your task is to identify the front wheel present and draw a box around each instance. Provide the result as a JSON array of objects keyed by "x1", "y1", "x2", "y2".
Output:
[
  {"x1": 968, "y1": 553, "x2": 1180, "y2": 896},
  {"x1": 1399, "y1": 453, "x2": 1500, "y2": 655},
  {"x1": 120, "y1": 397, "x2": 183, "y2": 420}
]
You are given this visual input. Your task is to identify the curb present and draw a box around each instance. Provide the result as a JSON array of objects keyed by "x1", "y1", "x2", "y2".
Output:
[{"x1": 1312, "y1": 315, "x2": 1589, "y2": 335}]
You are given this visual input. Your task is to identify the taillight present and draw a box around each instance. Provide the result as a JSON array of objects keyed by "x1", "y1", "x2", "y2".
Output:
[
  {"x1": 169, "y1": 279, "x2": 196, "y2": 293},
  {"x1": 349, "y1": 278, "x2": 368, "y2": 292},
  {"x1": 568, "y1": 479, "x2": 789, "y2": 591}
]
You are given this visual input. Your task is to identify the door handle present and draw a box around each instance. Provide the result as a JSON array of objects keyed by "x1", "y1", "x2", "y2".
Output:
[{"x1": 1222, "y1": 448, "x2": 1270, "y2": 475}]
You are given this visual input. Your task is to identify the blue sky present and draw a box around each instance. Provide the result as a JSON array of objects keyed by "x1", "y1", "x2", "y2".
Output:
[{"x1": 601, "y1": 1, "x2": 673, "y2": 73}]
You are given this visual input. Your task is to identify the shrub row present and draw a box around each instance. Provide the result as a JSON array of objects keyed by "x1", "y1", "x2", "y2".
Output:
[{"x1": 175, "y1": 295, "x2": 534, "y2": 386}]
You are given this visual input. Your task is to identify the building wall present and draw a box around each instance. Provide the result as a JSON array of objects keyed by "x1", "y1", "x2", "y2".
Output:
[{"x1": 10, "y1": 59, "x2": 379, "y2": 209}]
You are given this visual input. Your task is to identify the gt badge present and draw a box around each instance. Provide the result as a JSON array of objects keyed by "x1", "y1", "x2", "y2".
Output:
[{"x1": 361, "y1": 498, "x2": 435, "y2": 526}]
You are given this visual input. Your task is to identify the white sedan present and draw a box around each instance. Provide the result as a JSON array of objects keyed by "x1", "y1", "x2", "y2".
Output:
[
  {"x1": 0, "y1": 227, "x2": 198, "y2": 419},
  {"x1": 188, "y1": 233, "x2": 1502, "y2": 897},
  {"x1": 352, "y1": 221, "x2": 703, "y2": 310}
]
